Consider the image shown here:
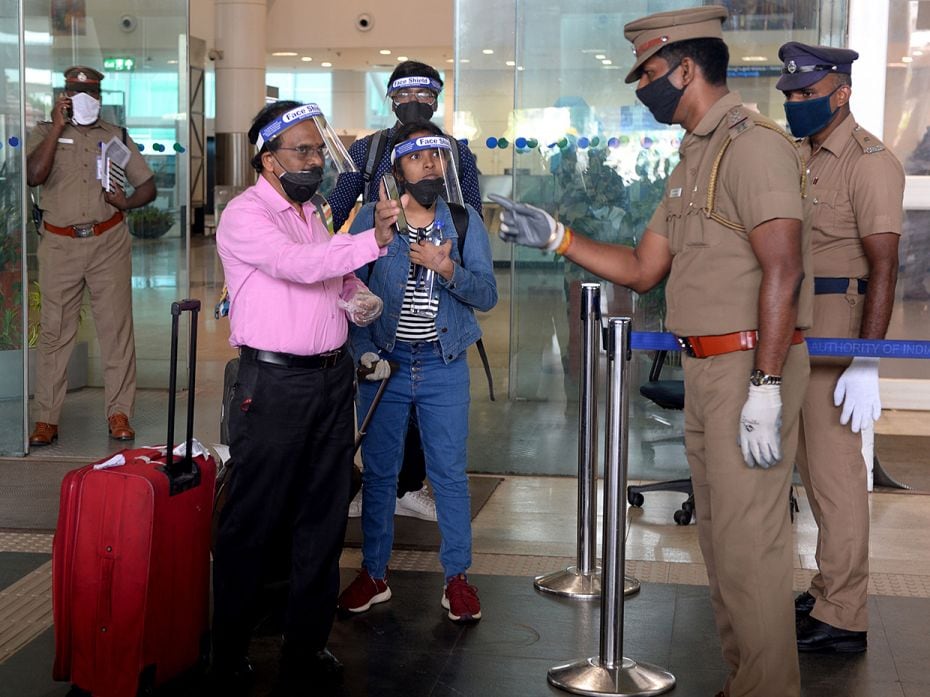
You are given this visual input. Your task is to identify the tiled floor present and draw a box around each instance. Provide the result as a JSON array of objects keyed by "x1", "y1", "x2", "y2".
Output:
[{"x1": 1, "y1": 235, "x2": 929, "y2": 696}]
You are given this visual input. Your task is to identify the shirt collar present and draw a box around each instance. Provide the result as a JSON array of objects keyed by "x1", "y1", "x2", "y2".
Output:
[
  {"x1": 814, "y1": 112, "x2": 856, "y2": 157},
  {"x1": 255, "y1": 173, "x2": 294, "y2": 213},
  {"x1": 691, "y1": 91, "x2": 744, "y2": 137}
]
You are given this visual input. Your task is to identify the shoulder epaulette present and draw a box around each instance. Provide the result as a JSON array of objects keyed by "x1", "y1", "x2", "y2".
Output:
[
  {"x1": 726, "y1": 107, "x2": 755, "y2": 138},
  {"x1": 852, "y1": 126, "x2": 885, "y2": 154}
]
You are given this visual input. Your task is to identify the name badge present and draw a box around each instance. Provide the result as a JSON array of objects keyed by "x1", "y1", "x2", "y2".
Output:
[
  {"x1": 669, "y1": 187, "x2": 683, "y2": 198},
  {"x1": 58, "y1": 137, "x2": 74, "y2": 144}
]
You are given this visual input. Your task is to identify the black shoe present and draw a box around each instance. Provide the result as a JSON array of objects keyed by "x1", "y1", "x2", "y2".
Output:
[
  {"x1": 274, "y1": 645, "x2": 344, "y2": 695},
  {"x1": 795, "y1": 591, "x2": 816, "y2": 617},
  {"x1": 796, "y1": 616, "x2": 867, "y2": 653},
  {"x1": 207, "y1": 655, "x2": 254, "y2": 696}
]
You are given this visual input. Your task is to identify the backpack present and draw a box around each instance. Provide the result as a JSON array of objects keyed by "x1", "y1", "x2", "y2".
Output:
[
  {"x1": 362, "y1": 128, "x2": 462, "y2": 203},
  {"x1": 367, "y1": 201, "x2": 495, "y2": 401}
]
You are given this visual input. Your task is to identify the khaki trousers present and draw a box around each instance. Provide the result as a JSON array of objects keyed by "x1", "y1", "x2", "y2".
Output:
[
  {"x1": 796, "y1": 291, "x2": 869, "y2": 632},
  {"x1": 684, "y1": 344, "x2": 808, "y2": 697},
  {"x1": 35, "y1": 223, "x2": 136, "y2": 423}
]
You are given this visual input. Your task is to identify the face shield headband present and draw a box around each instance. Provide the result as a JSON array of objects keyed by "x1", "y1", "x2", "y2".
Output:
[
  {"x1": 386, "y1": 76, "x2": 443, "y2": 96},
  {"x1": 255, "y1": 103, "x2": 358, "y2": 174}
]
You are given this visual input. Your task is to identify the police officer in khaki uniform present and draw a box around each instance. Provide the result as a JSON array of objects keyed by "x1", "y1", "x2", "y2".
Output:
[
  {"x1": 491, "y1": 7, "x2": 811, "y2": 697},
  {"x1": 26, "y1": 66, "x2": 156, "y2": 446},
  {"x1": 777, "y1": 43, "x2": 904, "y2": 653}
]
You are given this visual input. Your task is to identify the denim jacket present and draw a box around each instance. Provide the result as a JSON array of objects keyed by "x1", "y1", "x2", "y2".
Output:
[{"x1": 347, "y1": 199, "x2": 498, "y2": 364}]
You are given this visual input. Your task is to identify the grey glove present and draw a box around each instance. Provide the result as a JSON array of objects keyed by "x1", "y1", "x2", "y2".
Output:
[
  {"x1": 360, "y1": 352, "x2": 391, "y2": 381},
  {"x1": 488, "y1": 194, "x2": 565, "y2": 251}
]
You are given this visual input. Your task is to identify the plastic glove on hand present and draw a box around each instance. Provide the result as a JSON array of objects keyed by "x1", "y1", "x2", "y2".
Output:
[
  {"x1": 487, "y1": 194, "x2": 565, "y2": 251},
  {"x1": 738, "y1": 384, "x2": 783, "y2": 468},
  {"x1": 359, "y1": 352, "x2": 391, "y2": 381},
  {"x1": 834, "y1": 356, "x2": 882, "y2": 433},
  {"x1": 345, "y1": 290, "x2": 384, "y2": 327}
]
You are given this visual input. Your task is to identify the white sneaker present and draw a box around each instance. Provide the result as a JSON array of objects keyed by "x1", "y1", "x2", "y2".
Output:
[
  {"x1": 395, "y1": 487, "x2": 438, "y2": 521},
  {"x1": 348, "y1": 490, "x2": 362, "y2": 518}
]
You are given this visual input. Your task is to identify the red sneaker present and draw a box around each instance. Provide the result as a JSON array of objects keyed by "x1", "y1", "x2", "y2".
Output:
[
  {"x1": 337, "y1": 568, "x2": 391, "y2": 614},
  {"x1": 441, "y1": 574, "x2": 482, "y2": 623}
]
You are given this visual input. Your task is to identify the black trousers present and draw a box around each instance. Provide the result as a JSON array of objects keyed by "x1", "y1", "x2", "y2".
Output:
[{"x1": 212, "y1": 351, "x2": 354, "y2": 660}]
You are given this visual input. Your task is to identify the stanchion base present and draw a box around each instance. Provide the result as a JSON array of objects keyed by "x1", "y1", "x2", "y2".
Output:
[
  {"x1": 548, "y1": 656, "x2": 676, "y2": 697},
  {"x1": 534, "y1": 568, "x2": 642, "y2": 599},
  {"x1": 534, "y1": 566, "x2": 601, "y2": 599},
  {"x1": 623, "y1": 575, "x2": 641, "y2": 597}
]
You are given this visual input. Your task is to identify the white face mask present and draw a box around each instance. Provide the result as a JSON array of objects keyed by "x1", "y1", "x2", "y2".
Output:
[{"x1": 70, "y1": 92, "x2": 101, "y2": 125}]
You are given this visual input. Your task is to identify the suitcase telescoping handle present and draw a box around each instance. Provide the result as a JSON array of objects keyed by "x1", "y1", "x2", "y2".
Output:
[{"x1": 163, "y1": 299, "x2": 201, "y2": 495}]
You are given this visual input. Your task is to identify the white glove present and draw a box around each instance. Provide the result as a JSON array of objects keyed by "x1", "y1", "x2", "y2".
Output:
[
  {"x1": 487, "y1": 194, "x2": 565, "y2": 251},
  {"x1": 343, "y1": 290, "x2": 383, "y2": 327},
  {"x1": 834, "y1": 357, "x2": 882, "y2": 433},
  {"x1": 738, "y1": 384, "x2": 783, "y2": 468},
  {"x1": 359, "y1": 352, "x2": 391, "y2": 381}
]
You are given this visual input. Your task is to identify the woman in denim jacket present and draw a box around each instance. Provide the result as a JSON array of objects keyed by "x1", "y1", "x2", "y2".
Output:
[{"x1": 339, "y1": 121, "x2": 497, "y2": 623}]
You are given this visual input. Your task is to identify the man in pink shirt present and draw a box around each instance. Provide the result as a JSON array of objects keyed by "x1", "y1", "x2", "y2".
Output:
[{"x1": 211, "y1": 101, "x2": 399, "y2": 696}]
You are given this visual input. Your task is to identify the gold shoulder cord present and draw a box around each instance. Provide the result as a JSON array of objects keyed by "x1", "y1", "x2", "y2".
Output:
[{"x1": 704, "y1": 120, "x2": 807, "y2": 232}]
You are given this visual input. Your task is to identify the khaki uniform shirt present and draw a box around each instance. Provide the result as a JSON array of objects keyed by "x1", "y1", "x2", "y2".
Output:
[
  {"x1": 26, "y1": 120, "x2": 153, "y2": 228},
  {"x1": 648, "y1": 92, "x2": 813, "y2": 336},
  {"x1": 799, "y1": 115, "x2": 904, "y2": 279}
]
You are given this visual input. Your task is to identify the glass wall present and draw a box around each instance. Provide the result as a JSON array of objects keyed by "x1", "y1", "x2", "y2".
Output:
[
  {"x1": 456, "y1": 0, "x2": 846, "y2": 475},
  {"x1": 883, "y1": 0, "x2": 930, "y2": 384},
  {"x1": 0, "y1": 0, "x2": 27, "y2": 454},
  {"x1": 0, "y1": 1, "x2": 191, "y2": 454}
]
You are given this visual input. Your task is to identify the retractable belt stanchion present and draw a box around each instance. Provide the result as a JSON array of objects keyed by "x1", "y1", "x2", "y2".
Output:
[
  {"x1": 535, "y1": 284, "x2": 640, "y2": 599},
  {"x1": 548, "y1": 317, "x2": 675, "y2": 697}
]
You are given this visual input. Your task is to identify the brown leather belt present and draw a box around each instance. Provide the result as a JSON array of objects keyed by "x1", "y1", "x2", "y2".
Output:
[
  {"x1": 677, "y1": 329, "x2": 805, "y2": 359},
  {"x1": 44, "y1": 211, "x2": 123, "y2": 238}
]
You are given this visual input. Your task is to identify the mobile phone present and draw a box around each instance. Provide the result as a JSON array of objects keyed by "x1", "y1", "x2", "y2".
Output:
[
  {"x1": 64, "y1": 105, "x2": 72, "y2": 120},
  {"x1": 381, "y1": 174, "x2": 408, "y2": 232}
]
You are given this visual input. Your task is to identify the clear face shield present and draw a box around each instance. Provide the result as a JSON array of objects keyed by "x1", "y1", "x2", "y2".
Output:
[
  {"x1": 256, "y1": 103, "x2": 357, "y2": 196},
  {"x1": 391, "y1": 135, "x2": 464, "y2": 208},
  {"x1": 385, "y1": 76, "x2": 442, "y2": 126}
]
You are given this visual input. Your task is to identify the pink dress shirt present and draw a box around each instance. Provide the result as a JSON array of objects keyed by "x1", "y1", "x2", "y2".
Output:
[{"x1": 217, "y1": 175, "x2": 382, "y2": 355}]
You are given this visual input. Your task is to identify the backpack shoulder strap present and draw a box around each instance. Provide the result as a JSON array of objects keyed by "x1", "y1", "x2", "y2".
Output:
[{"x1": 310, "y1": 193, "x2": 335, "y2": 234}]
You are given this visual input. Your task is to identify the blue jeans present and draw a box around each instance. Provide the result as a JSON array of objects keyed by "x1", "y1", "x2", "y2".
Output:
[{"x1": 356, "y1": 341, "x2": 472, "y2": 579}]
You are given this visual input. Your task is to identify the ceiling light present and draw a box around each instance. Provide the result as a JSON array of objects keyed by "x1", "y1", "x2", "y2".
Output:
[
  {"x1": 505, "y1": 60, "x2": 516, "y2": 67},
  {"x1": 516, "y1": 65, "x2": 524, "y2": 71},
  {"x1": 741, "y1": 55, "x2": 767, "y2": 62},
  {"x1": 595, "y1": 54, "x2": 606, "y2": 60},
  {"x1": 460, "y1": 58, "x2": 470, "y2": 64},
  {"x1": 446, "y1": 58, "x2": 455, "y2": 63},
  {"x1": 272, "y1": 51, "x2": 297, "y2": 57},
  {"x1": 601, "y1": 59, "x2": 612, "y2": 65},
  {"x1": 301, "y1": 56, "x2": 312, "y2": 62},
  {"x1": 321, "y1": 61, "x2": 332, "y2": 67},
  {"x1": 482, "y1": 49, "x2": 494, "y2": 55},
  {"x1": 397, "y1": 56, "x2": 408, "y2": 62},
  {"x1": 914, "y1": 50, "x2": 924, "y2": 56},
  {"x1": 166, "y1": 59, "x2": 178, "y2": 65},
  {"x1": 379, "y1": 49, "x2": 391, "y2": 55},
  {"x1": 902, "y1": 56, "x2": 914, "y2": 63}
]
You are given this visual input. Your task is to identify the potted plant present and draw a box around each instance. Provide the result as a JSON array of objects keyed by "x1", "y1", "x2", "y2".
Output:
[{"x1": 127, "y1": 205, "x2": 174, "y2": 239}]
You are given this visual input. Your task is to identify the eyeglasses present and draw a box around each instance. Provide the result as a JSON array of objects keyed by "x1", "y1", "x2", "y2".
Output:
[
  {"x1": 275, "y1": 144, "x2": 327, "y2": 161},
  {"x1": 391, "y1": 90, "x2": 438, "y2": 105}
]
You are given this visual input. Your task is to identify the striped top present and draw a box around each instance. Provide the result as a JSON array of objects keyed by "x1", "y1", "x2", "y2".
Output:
[{"x1": 396, "y1": 223, "x2": 440, "y2": 342}]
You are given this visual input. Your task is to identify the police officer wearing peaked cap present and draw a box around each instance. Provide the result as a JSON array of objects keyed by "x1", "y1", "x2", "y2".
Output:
[
  {"x1": 778, "y1": 41, "x2": 904, "y2": 654},
  {"x1": 491, "y1": 6, "x2": 813, "y2": 696},
  {"x1": 26, "y1": 65, "x2": 156, "y2": 447}
]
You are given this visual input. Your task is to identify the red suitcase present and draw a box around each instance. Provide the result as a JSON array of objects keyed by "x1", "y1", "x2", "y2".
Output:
[{"x1": 52, "y1": 299, "x2": 216, "y2": 697}]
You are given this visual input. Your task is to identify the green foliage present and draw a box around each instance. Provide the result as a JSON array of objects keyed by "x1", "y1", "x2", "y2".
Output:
[{"x1": 127, "y1": 205, "x2": 174, "y2": 239}]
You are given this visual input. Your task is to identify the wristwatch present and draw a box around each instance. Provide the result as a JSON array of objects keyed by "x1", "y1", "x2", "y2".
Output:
[{"x1": 749, "y1": 369, "x2": 782, "y2": 386}]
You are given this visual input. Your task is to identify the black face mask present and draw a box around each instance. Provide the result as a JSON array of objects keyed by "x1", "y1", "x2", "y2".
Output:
[
  {"x1": 635, "y1": 62, "x2": 685, "y2": 125},
  {"x1": 404, "y1": 177, "x2": 445, "y2": 208},
  {"x1": 276, "y1": 164, "x2": 323, "y2": 203},
  {"x1": 394, "y1": 101, "x2": 434, "y2": 125}
]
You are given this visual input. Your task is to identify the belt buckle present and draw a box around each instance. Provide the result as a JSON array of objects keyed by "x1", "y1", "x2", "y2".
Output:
[
  {"x1": 676, "y1": 336, "x2": 695, "y2": 357},
  {"x1": 321, "y1": 350, "x2": 340, "y2": 369},
  {"x1": 73, "y1": 224, "x2": 94, "y2": 238}
]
